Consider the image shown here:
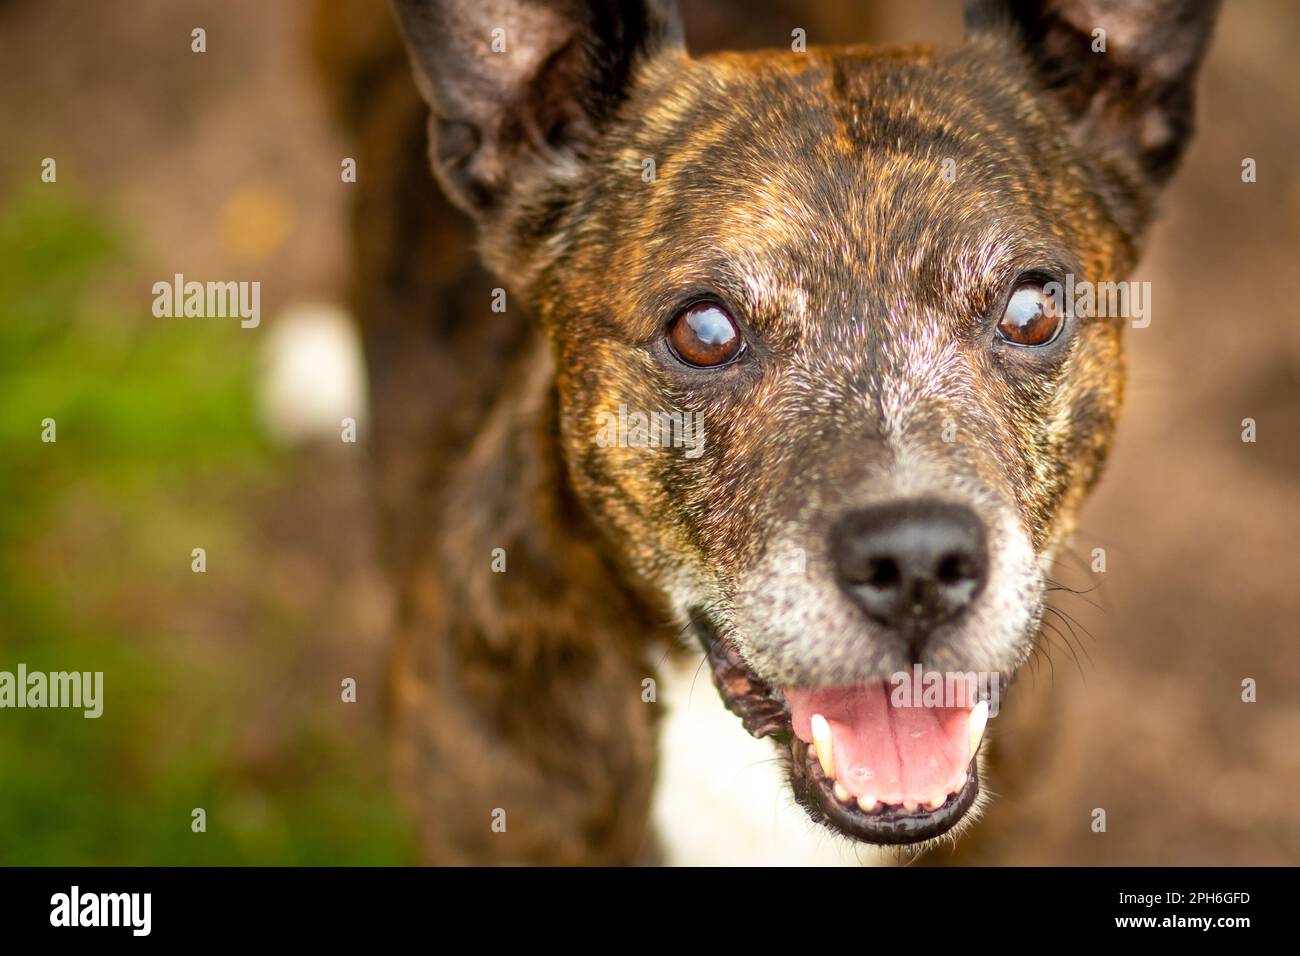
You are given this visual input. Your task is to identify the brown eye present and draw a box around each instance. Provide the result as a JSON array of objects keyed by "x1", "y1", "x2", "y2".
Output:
[
  {"x1": 668, "y1": 302, "x2": 743, "y2": 367},
  {"x1": 997, "y1": 282, "x2": 1063, "y2": 347}
]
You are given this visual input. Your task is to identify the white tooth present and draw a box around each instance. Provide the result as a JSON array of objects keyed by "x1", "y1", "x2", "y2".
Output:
[
  {"x1": 968, "y1": 700, "x2": 989, "y2": 762},
  {"x1": 903, "y1": 800, "x2": 919, "y2": 812},
  {"x1": 857, "y1": 795, "x2": 878, "y2": 813},
  {"x1": 926, "y1": 794, "x2": 945, "y2": 810},
  {"x1": 810, "y1": 713, "x2": 834, "y2": 779},
  {"x1": 833, "y1": 782, "x2": 852, "y2": 804}
]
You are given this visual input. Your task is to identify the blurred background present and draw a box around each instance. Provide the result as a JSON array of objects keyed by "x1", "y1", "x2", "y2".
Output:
[{"x1": 0, "y1": 0, "x2": 1296, "y2": 865}]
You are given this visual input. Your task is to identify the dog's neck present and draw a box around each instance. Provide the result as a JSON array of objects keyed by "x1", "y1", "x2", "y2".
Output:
[
  {"x1": 391, "y1": 336, "x2": 671, "y2": 863},
  {"x1": 433, "y1": 341, "x2": 654, "y2": 648}
]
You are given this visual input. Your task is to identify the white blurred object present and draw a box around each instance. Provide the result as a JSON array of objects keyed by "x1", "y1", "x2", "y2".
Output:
[{"x1": 258, "y1": 302, "x2": 368, "y2": 445}]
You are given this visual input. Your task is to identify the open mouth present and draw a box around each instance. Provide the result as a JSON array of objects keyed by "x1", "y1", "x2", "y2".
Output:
[{"x1": 698, "y1": 618, "x2": 991, "y2": 845}]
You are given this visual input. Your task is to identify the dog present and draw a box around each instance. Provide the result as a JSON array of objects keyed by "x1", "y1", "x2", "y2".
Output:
[{"x1": 376, "y1": 0, "x2": 1219, "y2": 864}]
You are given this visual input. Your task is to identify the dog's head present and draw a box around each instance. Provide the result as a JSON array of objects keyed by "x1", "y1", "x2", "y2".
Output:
[{"x1": 392, "y1": 0, "x2": 1217, "y2": 845}]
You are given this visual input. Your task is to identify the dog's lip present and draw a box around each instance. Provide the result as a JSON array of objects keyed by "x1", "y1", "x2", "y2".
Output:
[
  {"x1": 787, "y1": 684, "x2": 982, "y2": 808},
  {"x1": 695, "y1": 615, "x2": 986, "y2": 845},
  {"x1": 702, "y1": 624, "x2": 791, "y2": 740},
  {"x1": 790, "y1": 735, "x2": 981, "y2": 844}
]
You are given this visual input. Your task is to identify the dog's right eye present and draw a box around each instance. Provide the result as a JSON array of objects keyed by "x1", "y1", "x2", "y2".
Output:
[
  {"x1": 667, "y1": 302, "x2": 744, "y2": 368},
  {"x1": 996, "y1": 282, "x2": 1063, "y2": 347}
]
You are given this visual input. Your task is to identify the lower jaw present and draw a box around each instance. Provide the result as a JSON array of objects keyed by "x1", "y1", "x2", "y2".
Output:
[
  {"x1": 788, "y1": 735, "x2": 981, "y2": 844},
  {"x1": 695, "y1": 615, "x2": 984, "y2": 846}
]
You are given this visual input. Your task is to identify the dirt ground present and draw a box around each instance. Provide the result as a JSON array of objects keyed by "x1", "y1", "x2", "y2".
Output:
[{"x1": 1, "y1": 0, "x2": 1296, "y2": 864}]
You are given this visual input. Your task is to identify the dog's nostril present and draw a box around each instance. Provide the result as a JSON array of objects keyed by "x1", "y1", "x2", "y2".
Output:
[
  {"x1": 936, "y1": 553, "x2": 971, "y2": 585},
  {"x1": 866, "y1": 557, "x2": 901, "y2": 589}
]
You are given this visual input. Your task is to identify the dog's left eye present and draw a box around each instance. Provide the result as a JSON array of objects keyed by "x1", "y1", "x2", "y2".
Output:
[
  {"x1": 997, "y1": 283, "x2": 1063, "y2": 347},
  {"x1": 667, "y1": 302, "x2": 744, "y2": 367}
]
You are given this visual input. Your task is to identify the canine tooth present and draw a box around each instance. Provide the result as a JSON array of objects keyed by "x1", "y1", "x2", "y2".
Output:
[
  {"x1": 833, "y1": 782, "x2": 852, "y2": 804},
  {"x1": 968, "y1": 700, "x2": 989, "y2": 762},
  {"x1": 810, "y1": 713, "x2": 834, "y2": 779},
  {"x1": 857, "y1": 795, "x2": 878, "y2": 812}
]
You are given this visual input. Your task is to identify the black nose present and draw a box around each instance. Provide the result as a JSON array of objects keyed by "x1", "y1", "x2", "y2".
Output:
[{"x1": 830, "y1": 501, "x2": 988, "y2": 635}]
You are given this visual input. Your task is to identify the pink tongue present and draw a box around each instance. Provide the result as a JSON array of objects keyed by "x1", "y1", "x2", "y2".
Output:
[{"x1": 787, "y1": 682, "x2": 972, "y2": 805}]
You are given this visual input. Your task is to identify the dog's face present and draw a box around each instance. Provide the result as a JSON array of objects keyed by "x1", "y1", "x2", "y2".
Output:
[{"x1": 394, "y1": 0, "x2": 1217, "y2": 845}]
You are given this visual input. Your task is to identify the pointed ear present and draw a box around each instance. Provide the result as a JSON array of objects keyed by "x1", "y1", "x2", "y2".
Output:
[
  {"x1": 966, "y1": 0, "x2": 1219, "y2": 214},
  {"x1": 390, "y1": 0, "x2": 683, "y2": 219}
]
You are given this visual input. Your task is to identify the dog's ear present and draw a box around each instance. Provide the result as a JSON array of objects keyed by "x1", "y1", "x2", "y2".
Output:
[
  {"x1": 966, "y1": 0, "x2": 1219, "y2": 222},
  {"x1": 390, "y1": 0, "x2": 683, "y2": 221}
]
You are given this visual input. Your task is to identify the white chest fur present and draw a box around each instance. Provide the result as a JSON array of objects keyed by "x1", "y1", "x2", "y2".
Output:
[{"x1": 650, "y1": 655, "x2": 886, "y2": 867}]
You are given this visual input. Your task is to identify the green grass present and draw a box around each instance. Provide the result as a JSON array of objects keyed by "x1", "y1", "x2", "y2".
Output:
[{"x1": 0, "y1": 189, "x2": 411, "y2": 864}]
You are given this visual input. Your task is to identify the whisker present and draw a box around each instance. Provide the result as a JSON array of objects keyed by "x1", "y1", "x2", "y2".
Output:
[
  {"x1": 1040, "y1": 618, "x2": 1088, "y2": 682},
  {"x1": 1043, "y1": 602, "x2": 1100, "y2": 646}
]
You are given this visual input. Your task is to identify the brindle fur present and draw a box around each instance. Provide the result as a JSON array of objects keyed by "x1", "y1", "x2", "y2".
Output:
[{"x1": 327, "y1": 0, "x2": 1217, "y2": 863}]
